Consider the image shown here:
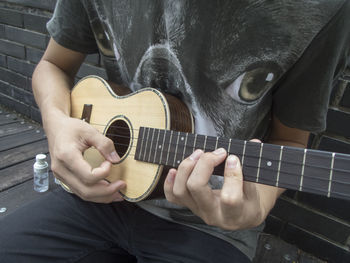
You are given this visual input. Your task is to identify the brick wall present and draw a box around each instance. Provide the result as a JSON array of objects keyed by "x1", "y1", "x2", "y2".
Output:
[
  {"x1": 0, "y1": 0, "x2": 106, "y2": 123},
  {"x1": 0, "y1": 1, "x2": 349, "y2": 262}
]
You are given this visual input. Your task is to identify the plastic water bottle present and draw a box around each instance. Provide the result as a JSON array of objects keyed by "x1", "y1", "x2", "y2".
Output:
[{"x1": 33, "y1": 154, "x2": 49, "y2": 192}]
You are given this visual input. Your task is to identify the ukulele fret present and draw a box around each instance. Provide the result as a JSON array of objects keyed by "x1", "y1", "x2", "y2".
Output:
[
  {"x1": 276, "y1": 146, "x2": 284, "y2": 187},
  {"x1": 242, "y1": 141, "x2": 247, "y2": 165},
  {"x1": 173, "y1": 131, "x2": 181, "y2": 167},
  {"x1": 183, "y1": 133, "x2": 195, "y2": 161},
  {"x1": 153, "y1": 128, "x2": 161, "y2": 164},
  {"x1": 256, "y1": 143, "x2": 264, "y2": 183},
  {"x1": 299, "y1": 149, "x2": 307, "y2": 191},
  {"x1": 175, "y1": 132, "x2": 186, "y2": 166},
  {"x1": 327, "y1": 152, "x2": 336, "y2": 197},
  {"x1": 228, "y1": 139, "x2": 232, "y2": 155},
  {"x1": 193, "y1": 134, "x2": 198, "y2": 153},
  {"x1": 203, "y1": 136, "x2": 208, "y2": 151},
  {"x1": 147, "y1": 128, "x2": 156, "y2": 163},
  {"x1": 159, "y1": 129, "x2": 167, "y2": 165},
  {"x1": 165, "y1": 131, "x2": 174, "y2": 166},
  {"x1": 182, "y1": 133, "x2": 189, "y2": 161}
]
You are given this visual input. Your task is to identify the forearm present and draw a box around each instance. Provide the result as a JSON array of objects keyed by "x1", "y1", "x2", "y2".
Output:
[
  {"x1": 32, "y1": 60, "x2": 74, "y2": 135},
  {"x1": 32, "y1": 39, "x2": 86, "y2": 133}
]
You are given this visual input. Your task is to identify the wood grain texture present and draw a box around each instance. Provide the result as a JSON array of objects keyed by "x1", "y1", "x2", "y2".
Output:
[
  {"x1": 71, "y1": 76, "x2": 174, "y2": 201},
  {"x1": 0, "y1": 139, "x2": 48, "y2": 169},
  {"x1": 0, "y1": 121, "x2": 35, "y2": 138},
  {"x1": 0, "y1": 128, "x2": 45, "y2": 151}
]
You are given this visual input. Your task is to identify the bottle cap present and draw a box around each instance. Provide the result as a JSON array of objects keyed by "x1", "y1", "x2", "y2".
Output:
[{"x1": 36, "y1": 154, "x2": 47, "y2": 163}]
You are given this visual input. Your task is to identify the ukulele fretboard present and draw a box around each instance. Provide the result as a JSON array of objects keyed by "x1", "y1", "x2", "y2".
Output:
[{"x1": 135, "y1": 127, "x2": 350, "y2": 201}]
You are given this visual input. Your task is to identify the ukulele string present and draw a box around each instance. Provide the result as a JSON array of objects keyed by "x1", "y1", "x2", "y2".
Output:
[
  {"x1": 107, "y1": 140, "x2": 350, "y2": 188},
  {"x1": 86, "y1": 125, "x2": 350, "y2": 183},
  {"x1": 106, "y1": 152, "x2": 350, "y2": 199},
  {"x1": 106, "y1": 130, "x2": 350, "y2": 170},
  {"x1": 106, "y1": 131, "x2": 350, "y2": 170}
]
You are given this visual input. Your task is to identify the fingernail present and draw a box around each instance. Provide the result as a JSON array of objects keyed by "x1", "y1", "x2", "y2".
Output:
[
  {"x1": 213, "y1": 148, "x2": 226, "y2": 155},
  {"x1": 227, "y1": 155, "x2": 238, "y2": 168},
  {"x1": 109, "y1": 151, "x2": 120, "y2": 163},
  {"x1": 189, "y1": 149, "x2": 202, "y2": 161}
]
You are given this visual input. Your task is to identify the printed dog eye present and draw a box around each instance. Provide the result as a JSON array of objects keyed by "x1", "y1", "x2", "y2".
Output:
[{"x1": 225, "y1": 64, "x2": 282, "y2": 104}]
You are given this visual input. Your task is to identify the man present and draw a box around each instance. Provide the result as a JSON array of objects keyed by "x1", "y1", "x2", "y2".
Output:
[{"x1": 0, "y1": 0, "x2": 349, "y2": 262}]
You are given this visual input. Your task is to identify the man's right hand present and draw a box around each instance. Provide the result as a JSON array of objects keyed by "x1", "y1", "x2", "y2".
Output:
[
  {"x1": 49, "y1": 114, "x2": 126, "y2": 203},
  {"x1": 32, "y1": 38, "x2": 126, "y2": 203}
]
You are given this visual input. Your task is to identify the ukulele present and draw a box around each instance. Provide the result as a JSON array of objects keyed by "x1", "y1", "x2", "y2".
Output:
[{"x1": 67, "y1": 75, "x2": 350, "y2": 202}]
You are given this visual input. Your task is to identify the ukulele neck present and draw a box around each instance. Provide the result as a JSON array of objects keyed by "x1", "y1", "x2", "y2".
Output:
[{"x1": 135, "y1": 127, "x2": 350, "y2": 201}]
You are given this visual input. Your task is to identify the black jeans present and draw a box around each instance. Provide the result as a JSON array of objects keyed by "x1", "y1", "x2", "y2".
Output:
[{"x1": 0, "y1": 188, "x2": 250, "y2": 263}]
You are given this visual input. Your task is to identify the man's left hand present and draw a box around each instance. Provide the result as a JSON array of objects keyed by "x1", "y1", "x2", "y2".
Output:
[{"x1": 164, "y1": 142, "x2": 267, "y2": 230}]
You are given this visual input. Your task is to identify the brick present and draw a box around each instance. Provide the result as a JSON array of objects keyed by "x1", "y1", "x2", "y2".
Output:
[
  {"x1": 26, "y1": 46, "x2": 44, "y2": 63},
  {"x1": 26, "y1": 77, "x2": 33, "y2": 92},
  {"x1": 0, "y1": 80, "x2": 14, "y2": 97},
  {"x1": 3, "y1": 0, "x2": 57, "y2": 12},
  {"x1": 326, "y1": 108, "x2": 350, "y2": 139},
  {"x1": 0, "y1": 79, "x2": 35, "y2": 106},
  {"x1": 340, "y1": 83, "x2": 350, "y2": 108},
  {"x1": 0, "y1": 8, "x2": 23, "y2": 27},
  {"x1": 0, "y1": 93, "x2": 30, "y2": 118},
  {"x1": 77, "y1": 63, "x2": 107, "y2": 79},
  {"x1": 23, "y1": 13, "x2": 50, "y2": 34},
  {"x1": 5, "y1": 25, "x2": 47, "y2": 49},
  {"x1": 7, "y1": 56, "x2": 36, "y2": 77},
  {"x1": 0, "y1": 54, "x2": 6, "y2": 67},
  {"x1": 0, "y1": 80, "x2": 35, "y2": 109},
  {"x1": 0, "y1": 39, "x2": 25, "y2": 59},
  {"x1": 0, "y1": 24, "x2": 4, "y2": 38},
  {"x1": 12, "y1": 86, "x2": 36, "y2": 106},
  {"x1": 318, "y1": 135, "x2": 350, "y2": 154},
  {"x1": 0, "y1": 67, "x2": 27, "y2": 88}
]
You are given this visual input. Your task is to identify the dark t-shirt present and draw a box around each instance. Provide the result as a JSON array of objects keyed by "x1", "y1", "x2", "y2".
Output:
[{"x1": 47, "y1": 0, "x2": 350, "y2": 259}]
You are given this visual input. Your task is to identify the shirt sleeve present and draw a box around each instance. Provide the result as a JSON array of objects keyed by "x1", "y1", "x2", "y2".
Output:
[
  {"x1": 47, "y1": 0, "x2": 98, "y2": 54},
  {"x1": 272, "y1": 1, "x2": 350, "y2": 132}
]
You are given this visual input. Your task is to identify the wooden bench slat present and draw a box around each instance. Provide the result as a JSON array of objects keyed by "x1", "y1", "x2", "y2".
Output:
[
  {"x1": 0, "y1": 128, "x2": 46, "y2": 151},
  {"x1": 0, "y1": 159, "x2": 34, "y2": 191},
  {"x1": 0, "y1": 121, "x2": 35, "y2": 138},
  {"x1": 0, "y1": 113, "x2": 20, "y2": 125},
  {"x1": 0, "y1": 139, "x2": 48, "y2": 169}
]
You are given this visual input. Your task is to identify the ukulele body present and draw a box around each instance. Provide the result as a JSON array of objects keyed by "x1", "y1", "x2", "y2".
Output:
[{"x1": 70, "y1": 75, "x2": 193, "y2": 202}]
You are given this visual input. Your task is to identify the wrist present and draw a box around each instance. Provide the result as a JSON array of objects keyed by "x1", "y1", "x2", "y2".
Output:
[{"x1": 42, "y1": 108, "x2": 70, "y2": 137}]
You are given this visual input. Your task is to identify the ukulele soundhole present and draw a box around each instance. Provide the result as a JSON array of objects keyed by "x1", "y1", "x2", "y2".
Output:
[{"x1": 105, "y1": 118, "x2": 131, "y2": 160}]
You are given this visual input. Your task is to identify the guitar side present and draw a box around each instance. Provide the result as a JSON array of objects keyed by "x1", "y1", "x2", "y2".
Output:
[{"x1": 70, "y1": 76, "x2": 193, "y2": 201}]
